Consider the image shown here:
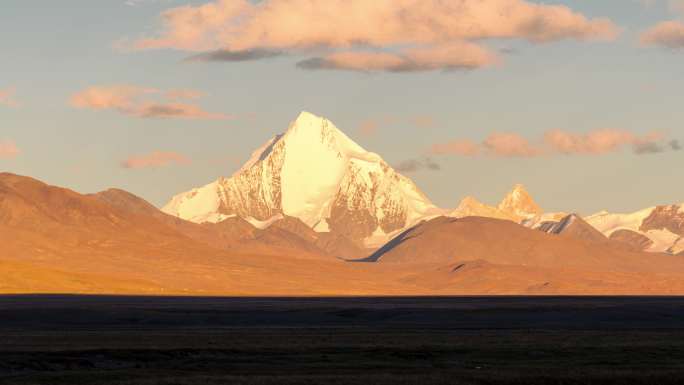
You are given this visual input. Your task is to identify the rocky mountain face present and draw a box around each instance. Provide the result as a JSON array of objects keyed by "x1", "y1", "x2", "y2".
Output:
[
  {"x1": 536, "y1": 214, "x2": 608, "y2": 244},
  {"x1": 162, "y1": 111, "x2": 438, "y2": 246},
  {"x1": 640, "y1": 205, "x2": 684, "y2": 236}
]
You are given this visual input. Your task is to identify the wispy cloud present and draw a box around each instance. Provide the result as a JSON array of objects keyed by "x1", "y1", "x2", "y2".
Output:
[
  {"x1": 70, "y1": 85, "x2": 231, "y2": 120},
  {"x1": 0, "y1": 140, "x2": 20, "y2": 159},
  {"x1": 394, "y1": 157, "x2": 441, "y2": 173},
  {"x1": 185, "y1": 49, "x2": 283, "y2": 62},
  {"x1": 121, "y1": 151, "x2": 191, "y2": 169},
  {"x1": 431, "y1": 129, "x2": 677, "y2": 158},
  {"x1": 297, "y1": 43, "x2": 498, "y2": 73},
  {"x1": 0, "y1": 88, "x2": 20, "y2": 108},
  {"x1": 132, "y1": 0, "x2": 619, "y2": 73}
]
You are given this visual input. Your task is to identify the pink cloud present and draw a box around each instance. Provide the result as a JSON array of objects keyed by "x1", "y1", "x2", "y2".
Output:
[
  {"x1": 640, "y1": 20, "x2": 684, "y2": 48},
  {"x1": 121, "y1": 151, "x2": 191, "y2": 169},
  {"x1": 70, "y1": 85, "x2": 231, "y2": 120},
  {"x1": 133, "y1": 0, "x2": 619, "y2": 72},
  {"x1": 0, "y1": 140, "x2": 20, "y2": 159},
  {"x1": 0, "y1": 88, "x2": 20, "y2": 108},
  {"x1": 431, "y1": 129, "x2": 671, "y2": 158},
  {"x1": 544, "y1": 129, "x2": 661, "y2": 155},
  {"x1": 431, "y1": 140, "x2": 481, "y2": 156},
  {"x1": 483, "y1": 132, "x2": 544, "y2": 157}
]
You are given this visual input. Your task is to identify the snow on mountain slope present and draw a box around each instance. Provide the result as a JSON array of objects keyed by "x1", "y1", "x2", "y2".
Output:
[
  {"x1": 585, "y1": 208, "x2": 655, "y2": 235},
  {"x1": 449, "y1": 196, "x2": 517, "y2": 221},
  {"x1": 585, "y1": 206, "x2": 682, "y2": 253},
  {"x1": 162, "y1": 111, "x2": 438, "y2": 245}
]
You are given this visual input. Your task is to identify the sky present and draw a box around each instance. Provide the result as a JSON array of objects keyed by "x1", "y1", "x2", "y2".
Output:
[{"x1": 1, "y1": 0, "x2": 683, "y2": 215}]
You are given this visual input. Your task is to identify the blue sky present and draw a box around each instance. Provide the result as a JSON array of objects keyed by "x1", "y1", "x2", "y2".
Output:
[{"x1": 1, "y1": 0, "x2": 682, "y2": 214}]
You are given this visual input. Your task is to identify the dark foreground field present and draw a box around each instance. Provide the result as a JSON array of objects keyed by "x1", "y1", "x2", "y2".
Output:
[{"x1": 0, "y1": 296, "x2": 683, "y2": 384}]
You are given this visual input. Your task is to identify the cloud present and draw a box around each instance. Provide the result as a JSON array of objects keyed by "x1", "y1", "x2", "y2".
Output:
[
  {"x1": 641, "y1": 20, "x2": 684, "y2": 48},
  {"x1": 394, "y1": 157, "x2": 441, "y2": 173},
  {"x1": 483, "y1": 132, "x2": 544, "y2": 157},
  {"x1": 70, "y1": 85, "x2": 231, "y2": 120},
  {"x1": 297, "y1": 43, "x2": 498, "y2": 72},
  {"x1": 431, "y1": 129, "x2": 675, "y2": 158},
  {"x1": 0, "y1": 140, "x2": 20, "y2": 159},
  {"x1": 121, "y1": 151, "x2": 191, "y2": 169},
  {"x1": 0, "y1": 88, "x2": 20, "y2": 108},
  {"x1": 543, "y1": 128, "x2": 658, "y2": 155},
  {"x1": 133, "y1": 0, "x2": 619, "y2": 72},
  {"x1": 633, "y1": 141, "x2": 668, "y2": 154},
  {"x1": 185, "y1": 49, "x2": 283, "y2": 62}
]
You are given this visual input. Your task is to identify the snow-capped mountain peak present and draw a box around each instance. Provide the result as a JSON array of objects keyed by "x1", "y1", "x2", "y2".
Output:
[
  {"x1": 162, "y1": 111, "x2": 437, "y2": 245},
  {"x1": 497, "y1": 184, "x2": 543, "y2": 220}
]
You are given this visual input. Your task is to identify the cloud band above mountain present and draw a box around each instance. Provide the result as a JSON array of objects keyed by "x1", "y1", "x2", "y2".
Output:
[
  {"x1": 431, "y1": 129, "x2": 679, "y2": 158},
  {"x1": 133, "y1": 0, "x2": 619, "y2": 72}
]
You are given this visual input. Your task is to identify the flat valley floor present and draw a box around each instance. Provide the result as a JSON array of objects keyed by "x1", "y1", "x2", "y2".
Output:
[{"x1": 0, "y1": 296, "x2": 683, "y2": 384}]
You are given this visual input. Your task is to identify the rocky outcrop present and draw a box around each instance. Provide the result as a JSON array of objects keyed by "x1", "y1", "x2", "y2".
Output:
[{"x1": 640, "y1": 204, "x2": 684, "y2": 236}]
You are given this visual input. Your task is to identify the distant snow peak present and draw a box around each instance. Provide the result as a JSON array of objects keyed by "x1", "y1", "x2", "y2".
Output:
[
  {"x1": 162, "y1": 111, "x2": 437, "y2": 244},
  {"x1": 498, "y1": 184, "x2": 543, "y2": 221},
  {"x1": 450, "y1": 196, "x2": 516, "y2": 221},
  {"x1": 449, "y1": 184, "x2": 543, "y2": 223},
  {"x1": 585, "y1": 204, "x2": 684, "y2": 253}
]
